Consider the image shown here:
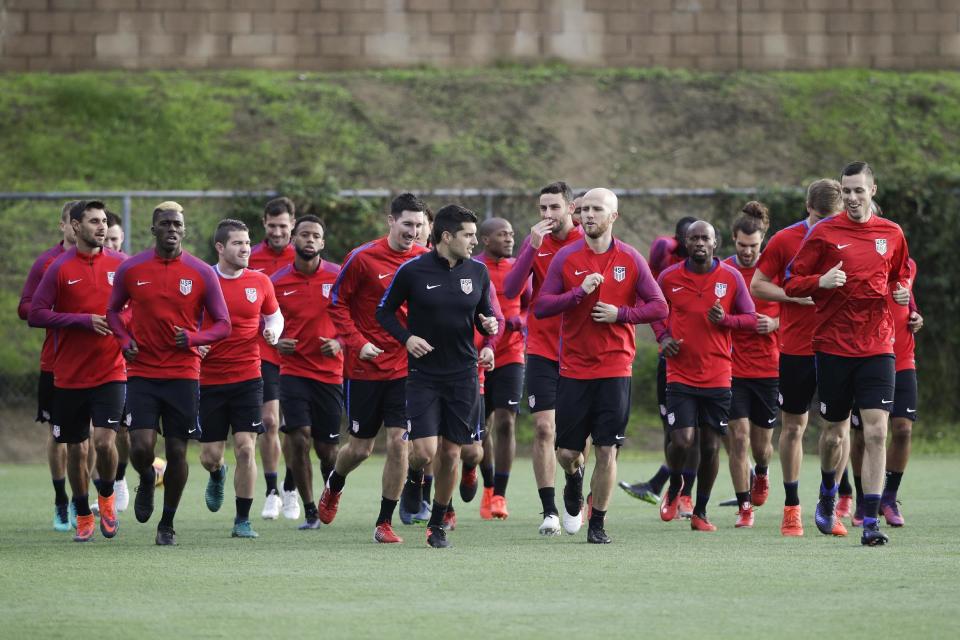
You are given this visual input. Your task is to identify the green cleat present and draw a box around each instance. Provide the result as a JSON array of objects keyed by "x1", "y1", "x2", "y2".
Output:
[
  {"x1": 205, "y1": 464, "x2": 228, "y2": 512},
  {"x1": 231, "y1": 520, "x2": 259, "y2": 539},
  {"x1": 53, "y1": 505, "x2": 71, "y2": 532}
]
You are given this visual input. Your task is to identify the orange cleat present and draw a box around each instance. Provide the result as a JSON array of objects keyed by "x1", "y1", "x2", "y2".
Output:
[
  {"x1": 98, "y1": 494, "x2": 118, "y2": 539},
  {"x1": 479, "y1": 487, "x2": 494, "y2": 520},
  {"x1": 751, "y1": 473, "x2": 770, "y2": 507},
  {"x1": 660, "y1": 478, "x2": 684, "y2": 522},
  {"x1": 690, "y1": 514, "x2": 717, "y2": 532},
  {"x1": 490, "y1": 495, "x2": 509, "y2": 520},
  {"x1": 735, "y1": 503, "x2": 754, "y2": 528},
  {"x1": 442, "y1": 509, "x2": 457, "y2": 531},
  {"x1": 781, "y1": 505, "x2": 803, "y2": 537},
  {"x1": 678, "y1": 495, "x2": 694, "y2": 519},
  {"x1": 74, "y1": 513, "x2": 95, "y2": 542},
  {"x1": 317, "y1": 487, "x2": 341, "y2": 525},
  {"x1": 835, "y1": 494, "x2": 853, "y2": 519},
  {"x1": 373, "y1": 522, "x2": 403, "y2": 544},
  {"x1": 831, "y1": 514, "x2": 848, "y2": 537}
]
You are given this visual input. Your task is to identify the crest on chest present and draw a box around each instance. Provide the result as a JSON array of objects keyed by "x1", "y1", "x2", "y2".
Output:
[
  {"x1": 245, "y1": 287, "x2": 258, "y2": 303},
  {"x1": 714, "y1": 282, "x2": 728, "y2": 298},
  {"x1": 107, "y1": 271, "x2": 115, "y2": 286},
  {"x1": 613, "y1": 266, "x2": 626, "y2": 282},
  {"x1": 322, "y1": 283, "x2": 333, "y2": 298},
  {"x1": 461, "y1": 279, "x2": 473, "y2": 294},
  {"x1": 179, "y1": 279, "x2": 193, "y2": 295},
  {"x1": 875, "y1": 239, "x2": 887, "y2": 255}
]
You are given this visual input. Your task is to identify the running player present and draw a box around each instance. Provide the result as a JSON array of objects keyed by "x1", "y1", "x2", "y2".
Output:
[
  {"x1": 107, "y1": 201, "x2": 231, "y2": 546},
  {"x1": 535, "y1": 188, "x2": 667, "y2": 543},
  {"x1": 377, "y1": 204, "x2": 498, "y2": 548},
  {"x1": 19, "y1": 200, "x2": 79, "y2": 531},
  {"x1": 318, "y1": 194, "x2": 428, "y2": 544},
  {"x1": 28, "y1": 201, "x2": 126, "y2": 542},
  {"x1": 103, "y1": 209, "x2": 131, "y2": 510},
  {"x1": 783, "y1": 161, "x2": 910, "y2": 546},
  {"x1": 750, "y1": 178, "x2": 843, "y2": 536},
  {"x1": 272, "y1": 215, "x2": 342, "y2": 530},
  {"x1": 248, "y1": 197, "x2": 298, "y2": 520},
  {"x1": 198, "y1": 220, "x2": 282, "y2": 539},
  {"x1": 502, "y1": 181, "x2": 585, "y2": 536},
  {"x1": 654, "y1": 220, "x2": 757, "y2": 532},
  {"x1": 722, "y1": 202, "x2": 779, "y2": 528}
]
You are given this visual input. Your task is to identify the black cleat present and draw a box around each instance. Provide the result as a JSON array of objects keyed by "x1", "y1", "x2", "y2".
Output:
[
  {"x1": 426, "y1": 525, "x2": 450, "y2": 548},
  {"x1": 618, "y1": 480, "x2": 661, "y2": 505},
  {"x1": 718, "y1": 497, "x2": 740, "y2": 507},
  {"x1": 459, "y1": 465, "x2": 478, "y2": 503},
  {"x1": 134, "y1": 481, "x2": 155, "y2": 523},
  {"x1": 401, "y1": 479, "x2": 422, "y2": 516},
  {"x1": 563, "y1": 466, "x2": 585, "y2": 518},
  {"x1": 155, "y1": 525, "x2": 176, "y2": 546},
  {"x1": 587, "y1": 525, "x2": 612, "y2": 544},
  {"x1": 861, "y1": 522, "x2": 890, "y2": 546}
]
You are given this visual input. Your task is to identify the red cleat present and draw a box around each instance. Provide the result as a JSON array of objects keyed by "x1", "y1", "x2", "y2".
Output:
[
  {"x1": 479, "y1": 487, "x2": 494, "y2": 520},
  {"x1": 459, "y1": 465, "x2": 478, "y2": 502},
  {"x1": 881, "y1": 501, "x2": 905, "y2": 527},
  {"x1": 831, "y1": 514, "x2": 848, "y2": 537},
  {"x1": 74, "y1": 513, "x2": 95, "y2": 542},
  {"x1": 98, "y1": 494, "x2": 118, "y2": 539},
  {"x1": 442, "y1": 509, "x2": 457, "y2": 531},
  {"x1": 317, "y1": 487, "x2": 341, "y2": 525},
  {"x1": 678, "y1": 495, "x2": 694, "y2": 519},
  {"x1": 781, "y1": 505, "x2": 803, "y2": 537},
  {"x1": 490, "y1": 495, "x2": 509, "y2": 520},
  {"x1": 690, "y1": 514, "x2": 717, "y2": 532},
  {"x1": 373, "y1": 522, "x2": 403, "y2": 544},
  {"x1": 735, "y1": 503, "x2": 754, "y2": 528},
  {"x1": 835, "y1": 494, "x2": 853, "y2": 518},
  {"x1": 660, "y1": 478, "x2": 684, "y2": 522},
  {"x1": 751, "y1": 473, "x2": 770, "y2": 507}
]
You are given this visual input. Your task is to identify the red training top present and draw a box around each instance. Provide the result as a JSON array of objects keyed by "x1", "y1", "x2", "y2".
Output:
[
  {"x1": 19, "y1": 242, "x2": 67, "y2": 372},
  {"x1": 893, "y1": 258, "x2": 918, "y2": 372},
  {"x1": 648, "y1": 235, "x2": 685, "y2": 280},
  {"x1": 480, "y1": 251, "x2": 530, "y2": 368},
  {"x1": 248, "y1": 240, "x2": 295, "y2": 367},
  {"x1": 724, "y1": 255, "x2": 780, "y2": 379}
]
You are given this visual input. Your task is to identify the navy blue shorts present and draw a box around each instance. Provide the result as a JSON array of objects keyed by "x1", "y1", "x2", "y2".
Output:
[{"x1": 200, "y1": 377, "x2": 265, "y2": 442}]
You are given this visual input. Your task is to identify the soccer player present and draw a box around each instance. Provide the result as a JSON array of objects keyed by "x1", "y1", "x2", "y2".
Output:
[
  {"x1": 103, "y1": 209, "x2": 131, "y2": 510},
  {"x1": 318, "y1": 194, "x2": 428, "y2": 544},
  {"x1": 750, "y1": 178, "x2": 843, "y2": 536},
  {"x1": 783, "y1": 161, "x2": 910, "y2": 546},
  {"x1": 248, "y1": 197, "x2": 298, "y2": 520},
  {"x1": 104, "y1": 210, "x2": 124, "y2": 252},
  {"x1": 28, "y1": 200, "x2": 126, "y2": 542},
  {"x1": 654, "y1": 220, "x2": 757, "y2": 532},
  {"x1": 272, "y1": 215, "x2": 342, "y2": 530},
  {"x1": 377, "y1": 204, "x2": 498, "y2": 548},
  {"x1": 198, "y1": 220, "x2": 282, "y2": 539},
  {"x1": 722, "y1": 202, "x2": 779, "y2": 528},
  {"x1": 476, "y1": 217, "x2": 530, "y2": 520},
  {"x1": 534, "y1": 188, "x2": 667, "y2": 543},
  {"x1": 502, "y1": 181, "x2": 585, "y2": 536},
  {"x1": 19, "y1": 200, "x2": 78, "y2": 531},
  {"x1": 107, "y1": 201, "x2": 231, "y2": 546}
]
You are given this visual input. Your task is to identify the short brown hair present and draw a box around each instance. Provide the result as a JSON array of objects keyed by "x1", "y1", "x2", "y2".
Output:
[
  {"x1": 806, "y1": 179, "x2": 843, "y2": 217},
  {"x1": 214, "y1": 218, "x2": 249, "y2": 245},
  {"x1": 732, "y1": 201, "x2": 770, "y2": 237},
  {"x1": 264, "y1": 196, "x2": 295, "y2": 220}
]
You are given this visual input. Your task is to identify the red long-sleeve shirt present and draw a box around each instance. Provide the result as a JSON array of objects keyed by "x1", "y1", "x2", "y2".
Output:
[
  {"x1": 652, "y1": 259, "x2": 757, "y2": 388},
  {"x1": 107, "y1": 249, "x2": 231, "y2": 380},
  {"x1": 200, "y1": 268, "x2": 279, "y2": 386},
  {"x1": 783, "y1": 213, "x2": 910, "y2": 358},
  {"x1": 273, "y1": 260, "x2": 343, "y2": 384},
  {"x1": 893, "y1": 258, "x2": 918, "y2": 372},
  {"x1": 28, "y1": 247, "x2": 127, "y2": 389},
  {"x1": 19, "y1": 242, "x2": 67, "y2": 372},
  {"x1": 724, "y1": 255, "x2": 780, "y2": 379},
  {"x1": 480, "y1": 251, "x2": 530, "y2": 368},
  {"x1": 534, "y1": 237, "x2": 668, "y2": 380},
  {"x1": 649, "y1": 235, "x2": 685, "y2": 280},
  {"x1": 249, "y1": 240, "x2": 295, "y2": 367},
  {"x1": 329, "y1": 237, "x2": 427, "y2": 381}
]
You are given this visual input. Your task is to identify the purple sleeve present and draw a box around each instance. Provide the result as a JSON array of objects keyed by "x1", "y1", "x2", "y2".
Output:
[
  {"x1": 617, "y1": 247, "x2": 668, "y2": 325},
  {"x1": 18, "y1": 252, "x2": 50, "y2": 320},
  {"x1": 650, "y1": 271, "x2": 671, "y2": 341},
  {"x1": 717, "y1": 268, "x2": 758, "y2": 331},
  {"x1": 533, "y1": 249, "x2": 584, "y2": 319},
  {"x1": 482, "y1": 281, "x2": 505, "y2": 350},
  {"x1": 186, "y1": 263, "x2": 231, "y2": 346},
  {"x1": 649, "y1": 237, "x2": 677, "y2": 277},
  {"x1": 503, "y1": 236, "x2": 535, "y2": 299},
  {"x1": 27, "y1": 258, "x2": 94, "y2": 331},
  {"x1": 107, "y1": 260, "x2": 134, "y2": 350}
]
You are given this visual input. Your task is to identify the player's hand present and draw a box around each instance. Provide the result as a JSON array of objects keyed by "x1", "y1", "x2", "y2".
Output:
[
  {"x1": 359, "y1": 342, "x2": 384, "y2": 360},
  {"x1": 478, "y1": 314, "x2": 499, "y2": 335},
  {"x1": 707, "y1": 299, "x2": 725, "y2": 324},
  {"x1": 892, "y1": 282, "x2": 910, "y2": 306},
  {"x1": 819, "y1": 261, "x2": 846, "y2": 289},
  {"x1": 90, "y1": 314, "x2": 112, "y2": 336},
  {"x1": 478, "y1": 347, "x2": 495, "y2": 371},
  {"x1": 660, "y1": 337, "x2": 683, "y2": 358},
  {"x1": 755, "y1": 314, "x2": 779, "y2": 334},
  {"x1": 122, "y1": 339, "x2": 139, "y2": 363},
  {"x1": 319, "y1": 337, "x2": 341, "y2": 356},
  {"x1": 580, "y1": 273, "x2": 604, "y2": 294},
  {"x1": 787, "y1": 296, "x2": 815, "y2": 306},
  {"x1": 262, "y1": 328, "x2": 277, "y2": 345},
  {"x1": 173, "y1": 325, "x2": 190, "y2": 348},
  {"x1": 198, "y1": 345, "x2": 210, "y2": 358},
  {"x1": 505, "y1": 316, "x2": 524, "y2": 332},
  {"x1": 276, "y1": 338, "x2": 298, "y2": 355},
  {"x1": 406, "y1": 335, "x2": 434, "y2": 358},
  {"x1": 591, "y1": 301, "x2": 619, "y2": 323},
  {"x1": 908, "y1": 311, "x2": 923, "y2": 333},
  {"x1": 529, "y1": 219, "x2": 555, "y2": 250}
]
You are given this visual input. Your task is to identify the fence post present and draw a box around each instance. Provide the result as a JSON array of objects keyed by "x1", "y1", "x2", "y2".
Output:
[
  {"x1": 485, "y1": 193, "x2": 493, "y2": 220},
  {"x1": 122, "y1": 194, "x2": 132, "y2": 255}
]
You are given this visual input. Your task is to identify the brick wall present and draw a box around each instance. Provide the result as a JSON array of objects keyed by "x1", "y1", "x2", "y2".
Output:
[{"x1": 1, "y1": 0, "x2": 958, "y2": 72}]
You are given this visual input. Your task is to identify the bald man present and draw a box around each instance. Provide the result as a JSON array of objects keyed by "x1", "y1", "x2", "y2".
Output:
[{"x1": 535, "y1": 188, "x2": 667, "y2": 543}]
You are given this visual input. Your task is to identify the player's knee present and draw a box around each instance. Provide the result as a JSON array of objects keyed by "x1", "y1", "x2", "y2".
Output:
[
  {"x1": 671, "y1": 430, "x2": 694, "y2": 450},
  {"x1": 235, "y1": 441, "x2": 255, "y2": 467},
  {"x1": 862, "y1": 428, "x2": 886, "y2": 450},
  {"x1": 532, "y1": 418, "x2": 554, "y2": 442},
  {"x1": 891, "y1": 421, "x2": 912, "y2": 440}
]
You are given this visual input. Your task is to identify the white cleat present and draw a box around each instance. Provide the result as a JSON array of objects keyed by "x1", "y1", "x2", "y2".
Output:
[
  {"x1": 539, "y1": 513, "x2": 561, "y2": 536},
  {"x1": 281, "y1": 489, "x2": 300, "y2": 520},
  {"x1": 114, "y1": 478, "x2": 129, "y2": 512},
  {"x1": 562, "y1": 508, "x2": 583, "y2": 535},
  {"x1": 261, "y1": 491, "x2": 282, "y2": 520}
]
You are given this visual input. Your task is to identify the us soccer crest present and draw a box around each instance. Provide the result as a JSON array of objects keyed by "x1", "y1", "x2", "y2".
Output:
[
  {"x1": 322, "y1": 283, "x2": 332, "y2": 298},
  {"x1": 245, "y1": 287, "x2": 257, "y2": 303},
  {"x1": 460, "y1": 278, "x2": 473, "y2": 294},
  {"x1": 875, "y1": 238, "x2": 887, "y2": 255},
  {"x1": 613, "y1": 266, "x2": 626, "y2": 282},
  {"x1": 107, "y1": 271, "x2": 115, "y2": 285},
  {"x1": 179, "y1": 279, "x2": 192, "y2": 295},
  {"x1": 714, "y1": 282, "x2": 728, "y2": 298}
]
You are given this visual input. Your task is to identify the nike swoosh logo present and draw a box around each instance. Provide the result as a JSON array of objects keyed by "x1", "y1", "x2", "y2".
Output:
[
  {"x1": 378, "y1": 273, "x2": 391, "y2": 279},
  {"x1": 507, "y1": 400, "x2": 518, "y2": 405},
  {"x1": 881, "y1": 399, "x2": 893, "y2": 404},
  {"x1": 252, "y1": 421, "x2": 263, "y2": 427},
  {"x1": 188, "y1": 426, "x2": 198, "y2": 434},
  {"x1": 768, "y1": 418, "x2": 776, "y2": 424},
  {"x1": 537, "y1": 252, "x2": 552, "y2": 257},
  {"x1": 615, "y1": 435, "x2": 625, "y2": 440},
  {"x1": 672, "y1": 286, "x2": 683, "y2": 292},
  {"x1": 107, "y1": 418, "x2": 119, "y2": 424},
  {"x1": 67, "y1": 279, "x2": 82, "y2": 285},
  {"x1": 329, "y1": 433, "x2": 338, "y2": 439},
  {"x1": 837, "y1": 244, "x2": 851, "y2": 250},
  {"x1": 720, "y1": 421, "x2": 728, "y2": 427},
  {"x1": 906, "y1": 408, "x2": 916, "y2": 413},
  {"x1": 575, "y1": 269, "x2": 588, "y2": 276},
  {"x1": 426, "y1": 284, "x2": 441, "y2": 290},
  {"x1": 136, "y1": 280, "x2": 150, "y2": 286},
  {"x1": 283, "y1": 290, "x2": 296, "y2": 296}
]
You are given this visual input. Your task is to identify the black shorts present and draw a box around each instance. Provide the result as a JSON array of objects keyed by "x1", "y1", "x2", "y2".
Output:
[
  {"x1": 525, "y1": 354, "x2": 559, "y2": 413},
  {"x1": 126, "y1": 377, "x2": 201, "y2": 440},
  {"x1": 36, "y1": 370, "x2": 55, "y2": 423},
  {"x1": 51, "y1": 382, "x2": 126, "y2": 444},
  {"x1": 657, "y1": 355, "x2": 668, "y2": 430},
  {"x1": 405, "y1": 374, "x2": 479, "y2": 446},
  {"x1": 485, "y1": 363, "x2": 524, "y2": 414},
  {"x1": 852, "y1": 368, "x2": 918, "y2": 428},
  {"x1": 778, "y1": 353, "x2": 817, "y2": 415},
  {"x1": 261, "y1": 360, "x2": 281, "y2": 403},
  {"x1": 815, "y1": 353, "x2": 895, "y2": 422},
  {"x1": 730, "y1": 377, "x2": 779, "y2": 428},
  {"x1": 555, "y1": 376, "x2": 631, "y2": 451},
  {"x1": 279, "y1": 375, "x2": 343, "y2": 443},
  {"x1": 665, "y1": 382, "x2": 732, "y2": 436},
  {"x1": 472, "y1": 395, "x2": 486, "y2": 442},
  {"x1": 199, "y1": 378, "x2": 265, "y2": 443},
  {"x1": 345, "y1": 378, "x2": 406, "y2": 439}
]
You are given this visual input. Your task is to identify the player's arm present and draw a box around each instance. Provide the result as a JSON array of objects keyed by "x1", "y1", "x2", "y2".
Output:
[
  {"x1": 533, "y1": 253, "x2": 586, "y2": 319},
  {"x1": 783, "y1": 233, "x2": 837, "y2": 298},
  {"x1": 478, "y1": 277, "x2": 503, "y2": 344},
  {"x1": 376, "y1": 262, "x2": 414, "y2": 347},
  {"x1": 328, "y1": 256, "x2": 371, "y2": 352},
  {"x1": 107, "y1": 263, "x2": 135, "y2": 350},
  {"x1": 185, "y1": 267, "x2": 232, "y2": 346},
  {"x1": 27, "y1": 262, "x2": 104, "y2": 333},
  {"x1": 648, "y1": 236, "x2": 677, "y2": 279},
  {"x1": 502, "y1": 236, "x2": 535, "y2": 299},
  {"x1": 260, "y1": 279, "x2": 283, "y2": 345},
  {"x1": 751, "y1": 267, "x2": 813, "y2": 305},
  {"x1": 611, "y1": 251, "x2": 668, "y2": 325},
  {"x1": 505, "y1": 277, "x2": 533, "y2": 332},
  {"x1": 890, "y1": 233, "x2": 912, "y2": 306},
  {"x1": 18, "y1": 253, "x2": 48, "y2": 321}
]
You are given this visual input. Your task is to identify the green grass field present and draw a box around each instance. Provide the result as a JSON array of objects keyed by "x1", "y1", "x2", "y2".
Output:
[{"x1": 1, "y1": 454, "x2": 958, "y2": 639}]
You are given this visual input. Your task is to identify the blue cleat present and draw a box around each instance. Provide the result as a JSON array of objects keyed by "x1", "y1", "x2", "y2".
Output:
[
  {"x1": 398, "y1": 500, "x2": 414, "y2": 525},
  {"x1": 232, "y1": 520, "x2": 259, "y2": 538},
  {"x1": 298, "y1": 517, "x2": 321, "y2": 530},
  {"x1": 205, "y1": 464, "x2": 228, "y2": 512},
  {"x1": 53, "y1": 504, "x2": 71, "y2": 532},
  {"x1": 861, "y1": 521, "x2": 889, "y2": 546},
  {"x1": 68, "y1": 501, "x2": 78, "y2": 529},
  {"x1": 412, "y1": 500, "x2": 431, "y2": 524},
  {"x1": 815, "y1": 492, "x2": 836, "y2": 535}
]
